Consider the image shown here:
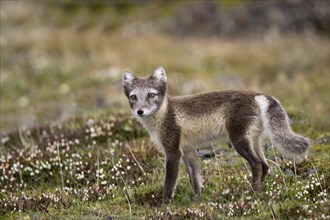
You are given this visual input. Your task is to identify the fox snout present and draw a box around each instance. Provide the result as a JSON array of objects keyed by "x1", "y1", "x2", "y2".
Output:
[
  {"x1": 137, "y1": 109, "x2": 144, "y2": 116},
  {"x1": 133, "y1": 107, "x2": 155, "y2": 117}
]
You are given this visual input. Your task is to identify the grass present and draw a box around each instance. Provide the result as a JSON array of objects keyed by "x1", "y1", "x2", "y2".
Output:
[
  {"x1": 1, "y1": 1, "x2": 329, "y2": 219},
  {"x1": 0, "y1": 114, "x2": 329, "y2": 219}
]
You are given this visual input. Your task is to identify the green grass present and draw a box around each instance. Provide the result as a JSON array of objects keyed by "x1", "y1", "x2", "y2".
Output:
[{"x1": 0, "y1": 114, "x2": 329, "y2": 219}]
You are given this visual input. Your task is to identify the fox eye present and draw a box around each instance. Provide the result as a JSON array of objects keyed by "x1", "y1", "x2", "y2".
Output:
[
  {"x1": 148, "y1": 93, "x2": 155, "y2": 98},
  {"x1": 129, "y1": 95, "x2": 137, "y2": 101}
]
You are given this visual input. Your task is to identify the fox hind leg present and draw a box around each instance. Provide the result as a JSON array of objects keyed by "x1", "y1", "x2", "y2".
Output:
[
  {"x1": 230, "y1": 135, "x2": 263, "y2": 192},
  {"x1": 253, "y1": 137, "x2": 269, "y2": 182},
  {"x1": 183, "y1": 150, "x2": 203, "y2": 198}
]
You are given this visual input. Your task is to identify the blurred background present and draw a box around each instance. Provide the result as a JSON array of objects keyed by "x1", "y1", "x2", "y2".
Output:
[{"x1": 0, "y1": 0, "x2": 329, "y2": 134}]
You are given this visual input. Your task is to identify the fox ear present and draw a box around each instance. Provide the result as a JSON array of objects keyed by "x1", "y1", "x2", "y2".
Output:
[
  {"x1": 152, "y1": 67, "x2": 167, "y2": 82},
  {"x1": 122, "y1": 70, "x2": 135, "y2": 85}
]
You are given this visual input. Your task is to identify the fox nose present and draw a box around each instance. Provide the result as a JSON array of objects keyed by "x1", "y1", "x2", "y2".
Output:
[{"x1": 137, "y1": 110, "x2": 144, "y2": 116}]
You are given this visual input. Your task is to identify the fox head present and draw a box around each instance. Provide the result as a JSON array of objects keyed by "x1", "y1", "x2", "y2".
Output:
[{"x1": 122, "y1": 67, "x2": 167, "y2": 117}]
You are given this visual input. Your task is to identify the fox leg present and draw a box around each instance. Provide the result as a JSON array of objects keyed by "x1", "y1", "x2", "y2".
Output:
[
  {"x1": 183, "y1": 150, "x2": 203, "y2": 198},
  {"x1": 163, "y1": 151, "x2": 181, "y2": 204},
  {"x1": 253, "y1": 137, "x2": 269, "y2": 182},
  {"x1": 230, "y1": 136, "x2": 263, "y2": 192}
]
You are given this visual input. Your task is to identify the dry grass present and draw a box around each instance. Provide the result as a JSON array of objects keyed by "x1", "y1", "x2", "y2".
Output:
[
  {"x1": 1, "y1": 1, "x2": 328, "y2": 132},
  {"x1": 1, "y1": 26, "x2": 329, "y2": 130}
]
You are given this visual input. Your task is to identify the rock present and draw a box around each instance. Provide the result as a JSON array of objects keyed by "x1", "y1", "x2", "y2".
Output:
[
  {"x1": 104, "y1": 216, "x2": 113, "y2": 220},
  {"x1": 318, "y1": 137, "x2": 330, "y2": 145},
  {"x1": 284, "y1": 168, "x2": 295, "y2": 176},
  {"x1": 195, "y1": 149, "x2": 215, "y2": 158},
  {"x1": 306, "y1": 167, "x2": 316, "y2": 175}
]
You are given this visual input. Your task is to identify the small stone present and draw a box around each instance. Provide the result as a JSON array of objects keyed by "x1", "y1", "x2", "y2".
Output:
[
  {"x1": 284, "y1": 168, "x2": 295, "y2": 176},
  {"x1": 104, "y1": 216, "x2": 113, "y2": 220},
  {"x1": 318, "y1": 137, "x2": 330, "y2": 145},
  {"x1": 306, "y1": 167, "x2": 316, "y2": 175},
  {"x1": 195, "y1": 149, "x2": 214, "y2": 158}
]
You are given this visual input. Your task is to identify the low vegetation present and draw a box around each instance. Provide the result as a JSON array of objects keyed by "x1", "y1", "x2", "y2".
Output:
[{"x1": 0, "y1": 113, "x2": 329, "y2": 219}]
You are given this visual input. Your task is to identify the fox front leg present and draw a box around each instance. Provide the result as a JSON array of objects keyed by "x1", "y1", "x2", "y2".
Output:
[{"x1": 163, "y1": 152, "x2": 181, "y2": 204}]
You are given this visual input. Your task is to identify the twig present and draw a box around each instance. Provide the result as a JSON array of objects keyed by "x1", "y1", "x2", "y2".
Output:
[
  {"x1": 293, "y1": 157, "x2": 297, "y2": 176},
  {"x1": 56, "y1": 141, "x2": 64, "y2": 189},
  {"x1": 242, "y1": 159, "x2": 255, "y2": 193},
  {"x1": 270, "y1": 145, "x2": 286, "y2": 189},
  {"x1": 266, "y1": 159, "x2": 280, "y2": 167},
  {"x1": 110, "y1": 159, "x2": 132, "y2": 219},
  {"x1": 210, "y1": 143, "x2": 218, "y2": 157},
  {"x1": 18, "y1": 129, "x2": 29, "y2": 149},
  {"x1": 118, "y1": 168, "x2": 132, "y2": 219},
  {"x1": 19, "y1": 169, "x2": 23, "y2": 184},
  {"x1": 310, "y1": 161, "x2": 324, "y2": 191},
  {"x1": 211, "y1": 143, "x2": 223, "y2": 191},
  {"x1": 126, "y1": 143, "x2": 145, "y2": 175},
  {"x1": 97, "y1": 148, "x2": 100, "y2": 187},
  {"x1": 268, "y1": 201, "x2": 277, "y2": 220}
]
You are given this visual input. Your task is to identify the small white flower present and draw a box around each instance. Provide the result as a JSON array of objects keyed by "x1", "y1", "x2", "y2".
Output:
[
  {"x1": 18, "y1": 96, "x2": 29, "y2": 107},
  {"x1": 59, "y1": 83, "x2": 70, "y2": 94}
]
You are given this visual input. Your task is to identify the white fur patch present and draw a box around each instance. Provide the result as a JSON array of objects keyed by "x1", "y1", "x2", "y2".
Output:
[
  {"x1": 149, "y1": 88, "x2": 159, "y2": 94},
  {"x1": 254, "y1": 95, "x2": 270, "y2": 134},
  {"x1": 254, "y1": 95, "x2": 269, "y2": 114},
  {"x1": 148, "y1": 129, "x2": 164, "y2": 154},
  {"x1": 153, "y1": 67, "x2": 166, "y2": 81},
  {"x1": 122, "y1": 71, "x2": 135, "y2": 84},
  {"x1": 137, "y1": 99, "x2": 168, "y2": 154},
  {"x1": 129, "y1": 89, "x2": 136, "y2": 97}
]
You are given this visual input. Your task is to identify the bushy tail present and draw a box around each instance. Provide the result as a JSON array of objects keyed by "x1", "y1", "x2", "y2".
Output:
[{"x1": 255, "y1": 95, "x2": 310, "y2": 158}]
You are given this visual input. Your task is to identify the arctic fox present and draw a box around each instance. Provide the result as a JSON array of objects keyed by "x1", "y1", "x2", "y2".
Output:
[{"x1": 122, "y1": 67, "x2": 310, "y2": 204}]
